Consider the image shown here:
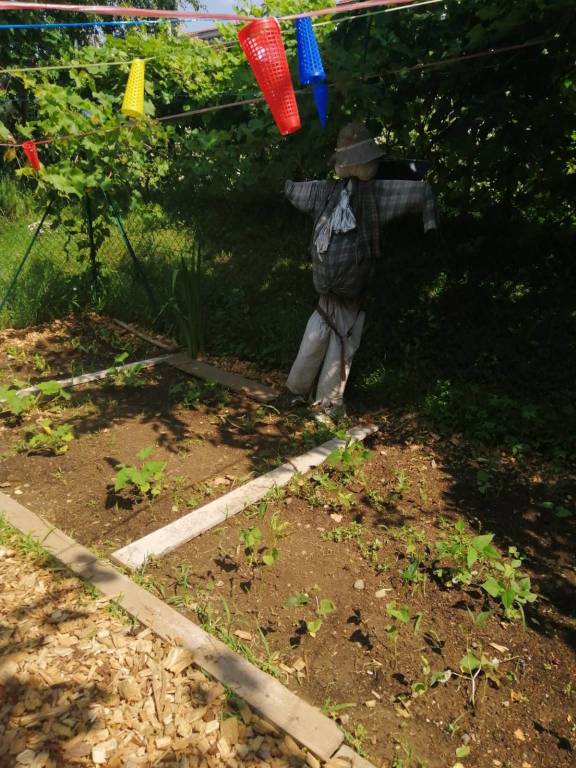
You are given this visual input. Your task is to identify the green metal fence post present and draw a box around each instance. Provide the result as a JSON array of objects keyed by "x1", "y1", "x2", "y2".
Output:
[
  {"x1": 102, "y1": 188, "x2": 159, "y2": 312},
  {"x1": 0, "y1": 196, "x2": 55, "y2": 316},
  {"x1": 85, "y1": 193, "x2": 100, "y2": 287}
]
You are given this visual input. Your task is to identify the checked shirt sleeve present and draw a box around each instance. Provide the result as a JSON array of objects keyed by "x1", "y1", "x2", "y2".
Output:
[
  {"x1": 373, "y1": 180, "x2": 438, "y2": 232},
  {"x1": 284, "y1": 180, "x2": 331, "y2": 216}
]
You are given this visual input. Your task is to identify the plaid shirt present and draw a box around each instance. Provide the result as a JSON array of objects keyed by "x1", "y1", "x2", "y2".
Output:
[{"x1": 285, "y1": 178, "x2": 438, "y2": 298}]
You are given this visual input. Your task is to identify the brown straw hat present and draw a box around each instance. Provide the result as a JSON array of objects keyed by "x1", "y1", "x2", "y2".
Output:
[{"x1": 330, "y1": 123, "x2": 385, "y2": 167}]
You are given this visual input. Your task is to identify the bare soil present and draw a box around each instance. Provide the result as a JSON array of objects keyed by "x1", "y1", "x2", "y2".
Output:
[{"x1": 1, "y1": 317, "x2": 574, "y2": 768}]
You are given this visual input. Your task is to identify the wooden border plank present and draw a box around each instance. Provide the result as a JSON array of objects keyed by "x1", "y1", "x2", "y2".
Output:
[
  {"x1": 109, "y1": 318, "x2": 180, "y2": 352},
  {"x1": 0, "y1": 492, "x2": 344, "y2": 761},
  {"x1": 166, "y1": 352, "x2": 278, "y2": 403},
  {"x1": 112, "y1": 424, "x2": 378, "y2": 570}
]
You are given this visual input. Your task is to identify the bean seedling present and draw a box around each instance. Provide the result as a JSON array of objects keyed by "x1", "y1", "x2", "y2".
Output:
[
  {"x1": 306, "y1": 597, "x2": 336, "y2": 638},
  {"x1": 114, "y1": 445, "x2": 166, "y2": 499}
]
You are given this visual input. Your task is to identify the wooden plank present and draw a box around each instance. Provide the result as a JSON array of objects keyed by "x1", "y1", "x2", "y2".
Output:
[
  {"x1": 0, "y1": 492, "x2": 344, "y2": 761},
  {"x1": 109, "y1": 318, "x2": 179, "y2": 352},
  {"x1": 12, "y1": 355, "x2": 172, "y2": 397},
  {"x1": 112, "y1": 424, "x2": 378, "y2": 570},
  {"x1": 166, "y1": 352, "x2": 278, "y2": 403}
]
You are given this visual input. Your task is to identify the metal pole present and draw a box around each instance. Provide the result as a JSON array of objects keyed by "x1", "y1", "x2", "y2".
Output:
[
  {"x1": 102, "y1": 189, "x2": 159, "y2": 311},
  {"x1": 0, "y1": 196, "x2": 55, "y2": 316},
  {"x1": 85, "y1": 193, "x2": 100, "y2": 286}
]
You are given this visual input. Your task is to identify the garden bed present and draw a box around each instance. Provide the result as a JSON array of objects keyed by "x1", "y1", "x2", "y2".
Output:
[
  {"x1": 140, "y1": 428, "x2": 575, "y2": 768},
  {"x1": 0, "y1": 314, "x2": 159, "y2": 386},
  {"x1": 0, "y1": 355, "x2": 328, "y2": 558},
  {"x1": 1, "y1": 318, "x2": 574, "y2": 768}
]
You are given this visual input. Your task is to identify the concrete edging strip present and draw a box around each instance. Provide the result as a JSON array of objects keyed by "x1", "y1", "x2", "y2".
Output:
[
  {"x1": 12, "y1": 355, "x2": 173, "y2": 397},
  {"x1": 0, "y1": 491, "x2": 344, "y2": 761},
  {"x1": 112, "y1": 423, "x2": 379, "y2": 571}
]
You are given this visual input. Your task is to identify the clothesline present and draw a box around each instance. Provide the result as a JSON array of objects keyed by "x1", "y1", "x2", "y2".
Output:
[
  {"x1": 0, "y1": 57, "x2": 154, "y2": 76},
  {"x1": 0, "y1": 37, "x2": 550, "y2": 149},
  {"x1": 0, "y1": 0, "x2": 424, "y2": 24},
  {"x1": 0, "y1": 19, "x2": 178, "y2": 30},
  {"x1": 0, "y1": 0, "x2": 442, "y2": 76}
]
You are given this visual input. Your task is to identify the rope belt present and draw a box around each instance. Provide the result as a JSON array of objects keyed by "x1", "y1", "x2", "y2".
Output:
[{"x1": 316, "y1": 301, "x2": 361, "y2": 382}]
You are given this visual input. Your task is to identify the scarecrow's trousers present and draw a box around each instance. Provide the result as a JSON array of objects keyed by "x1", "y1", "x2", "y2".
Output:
[{"x1": 286, "y1": 295, "x2": 365, "y2": 408}]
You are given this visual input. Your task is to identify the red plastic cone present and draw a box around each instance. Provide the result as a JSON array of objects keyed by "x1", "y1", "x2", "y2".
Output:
[
  {"x1": 238, "y1": 18, "x2": 301, "y2": 136},
  {"x1": 22, "y1": 140, "x2": 41, "y2": 171}
]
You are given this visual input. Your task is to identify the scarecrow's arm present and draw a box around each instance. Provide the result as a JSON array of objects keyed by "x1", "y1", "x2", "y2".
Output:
[
  {"x1": 284, "y1": 180, "x2": 331, "y2": 215},
  {"x1": 374, "y1": 180, "x2": 438, "y2": 232}
]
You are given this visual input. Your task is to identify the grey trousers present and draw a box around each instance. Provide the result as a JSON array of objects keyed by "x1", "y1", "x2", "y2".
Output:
[{"x1": 286, "y1": 295, "x2": 365, "y2": 409}]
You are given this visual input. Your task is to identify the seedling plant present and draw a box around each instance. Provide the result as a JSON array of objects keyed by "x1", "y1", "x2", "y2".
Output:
[
  {"x1": 23, "y1": 419, "x2": 75, "y2": 455},
  {"x1": 106, "y1": 352, "x2": 146, "y2": 387},
  {"x1": 114, "y1": 445, "x2": 167, "y2": 499}
]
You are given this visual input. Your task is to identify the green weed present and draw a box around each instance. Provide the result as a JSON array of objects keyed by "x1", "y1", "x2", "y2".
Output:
[
  {"x1": 327, "y1": 438, "x2": 372, "y2": 482},
  {"x1": 23, "y1": 419, "x2": 74, "y2": 455},
  {"x1": 106, "y1": 352, "x2": 146, "y2": 387},
  {"x1": 342, "y1": 723, "x2": 369, "y2": 758}
]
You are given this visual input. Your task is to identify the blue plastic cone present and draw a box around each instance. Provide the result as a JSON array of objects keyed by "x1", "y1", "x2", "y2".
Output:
[
  {"x1": 295, "y1": 17, "x2": 326, "y2": 86},
  {"x1": 312, "y1": 82, "x2": 329, "y2": 128}
]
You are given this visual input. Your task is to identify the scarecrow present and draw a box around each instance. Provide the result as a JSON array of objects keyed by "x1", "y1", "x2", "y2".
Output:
[{"x1": 283, "y1": 123, "x2": 438, "y2": 422}]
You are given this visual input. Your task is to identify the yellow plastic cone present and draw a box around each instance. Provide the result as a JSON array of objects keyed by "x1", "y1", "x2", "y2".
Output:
[{"x1": 121, "y1": 59, "x2": 145, "y2": 119}]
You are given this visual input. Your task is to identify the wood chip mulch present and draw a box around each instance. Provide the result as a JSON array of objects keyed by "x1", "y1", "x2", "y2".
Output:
[{"x1": 0, "y1": 545, "x2": 346, "y2": 768}]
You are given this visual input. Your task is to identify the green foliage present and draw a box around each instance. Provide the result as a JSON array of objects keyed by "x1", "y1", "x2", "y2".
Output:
[
  {"x1": 23, "y1": 418, "x2": 74, "y2": 455},
  {"x1": 35, "y1": 379, "x2": 71, "y2": 403},
  {"x1": 433, "y1": 519, "x2": 500, "y2": 586},
  {"x1": 322, "y1": 522, "x2": 363, "y2": 543},
  {"x1": 114, "y1": 445, "x2": 166, "y2": 499},
  {"x1": 169, "y1": 249, "x2": 203, "y2": 358},
  {"x1": 0, "y1": 385, "x2": 35, "y2": 416},
  {"x1": 106, "y1": 352, "x2": 146, "y2": 387},
  {"x1": 481, "y1": 559, "x2": 538, "y2": 622},
  {"x1": 306, "y1": 597, "x2": 336, "y2": 638},
  {"x1": 286, "y1": 592, "x2": 310, "y2": 607},
  {"x1": 327, "y1": 439, "x2": 373, "y2": 480}
]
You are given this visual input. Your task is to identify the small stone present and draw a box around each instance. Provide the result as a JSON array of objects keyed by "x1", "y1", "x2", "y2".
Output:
[
  {"x1": 234, "y1": 630, "x2": 253, "y2": 641},
  {"x1": 514, "y1": 728, "x2": 526, "y2": 741},
  {"x1": 354, "y1": 579, "x2": 365, "y2": 591},
  {"x1": 14, "y1": 488, "x2": 23, "y2": 495},
  {"x1": 365, "y1": 700, "x2": 376, "y2": 708},
  {"x1": 522, "y1": 763, "x2": 532, "y2": 768},
  {"x1": 330, "y1": 513, "x2": 343, "y2": 523},
  {"x1": 375, "y1": 587, "x2": 392, "y2": 598}
]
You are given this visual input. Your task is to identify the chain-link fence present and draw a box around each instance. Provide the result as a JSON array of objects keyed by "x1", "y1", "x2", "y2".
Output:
[{"x1": 0, "y1": 195, "x2": 195, "y2": 332}]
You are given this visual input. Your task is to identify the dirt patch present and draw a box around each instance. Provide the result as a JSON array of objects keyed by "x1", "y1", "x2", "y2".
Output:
[
  {"x1": 0, "y1": 314, "x2": 159, "y2": 387},
  {"x1": 143, "y1": 429, "x2": 576, "y2": 768},
  {"x1": 0, "y1": 365, "x2": 333, "y2": 557},
  {"x1": 2, "y1": 316, "x2": 575, "y2": 768}
]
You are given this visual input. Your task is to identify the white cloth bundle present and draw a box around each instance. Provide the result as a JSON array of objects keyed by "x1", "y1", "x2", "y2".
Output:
[{"x1": 314, "y1": 181, "x2": 357, "y2": 254}]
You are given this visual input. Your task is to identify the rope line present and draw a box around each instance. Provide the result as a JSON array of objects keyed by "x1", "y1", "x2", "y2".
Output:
[
  {"x1": 0, "y1": 0, "x2": 427, "y2": 24},
  {"x1": 0, "y1": 57, "x2": 154, "y2": 76},
  {"x1": 0, "y1": 37, "x2": 551, "y2": 148},
  {"x1": 0, "y1": 19, "x2": 178, "y2": 30}
]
